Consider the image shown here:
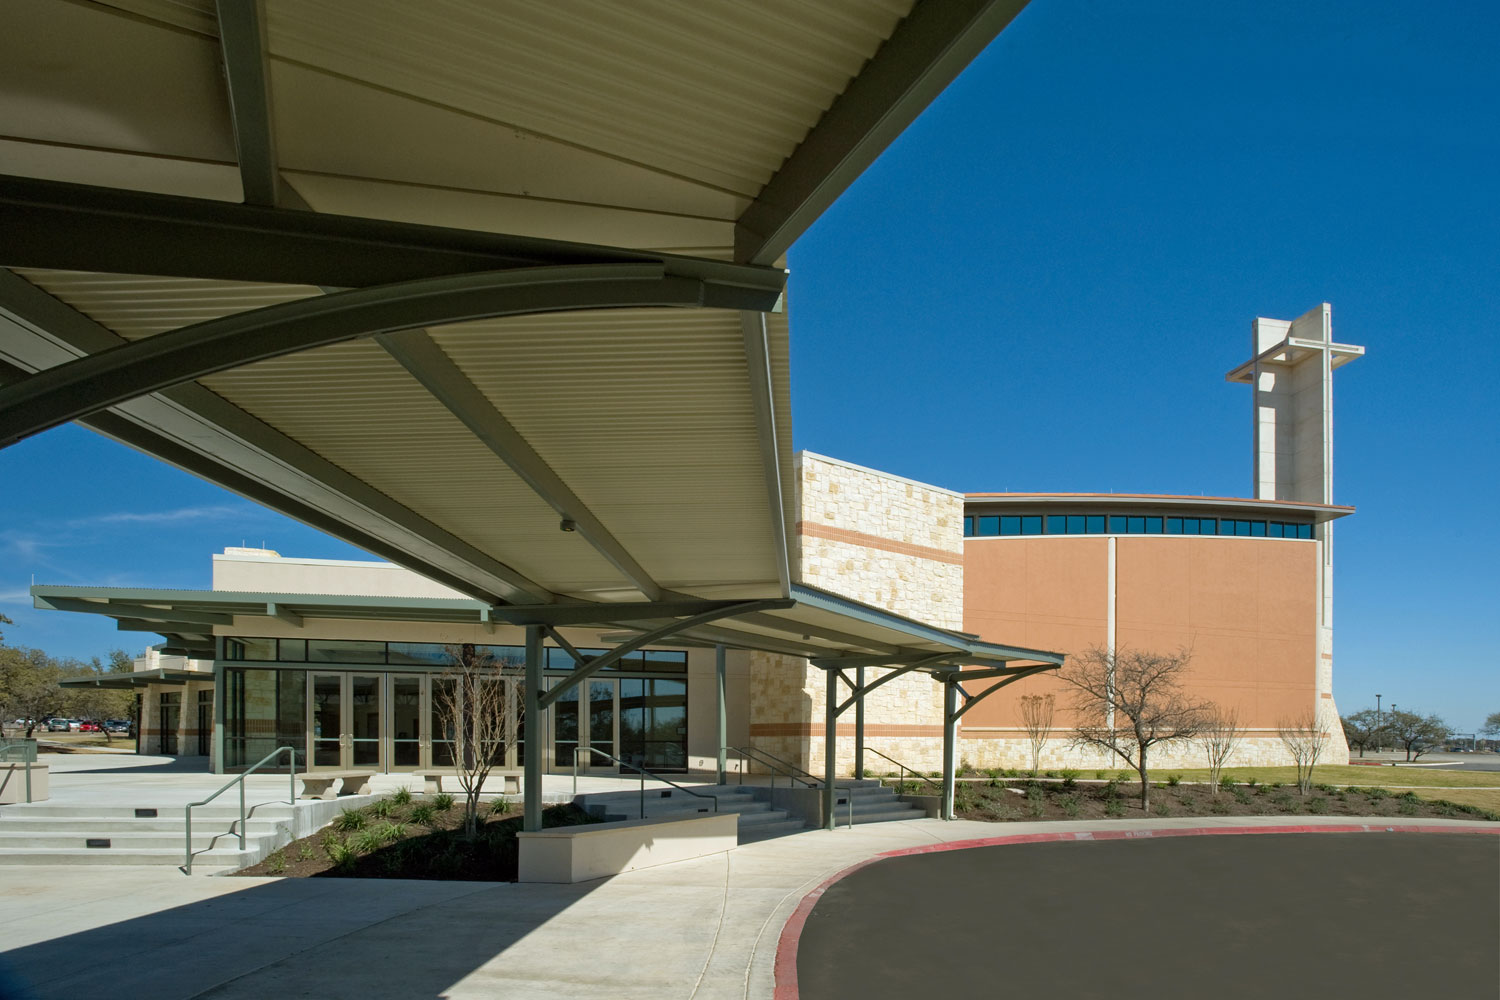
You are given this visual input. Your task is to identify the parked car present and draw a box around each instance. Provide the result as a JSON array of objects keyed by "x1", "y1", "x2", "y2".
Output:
[
  {"x1": 78, "y1": 721, "x2": 101, "y2": 733},
  {"x1": 45, "y1": 718, "x2": 70, "y2": 732},
  {"x1": 67, "y1": 719, "x2": 82, "y2": 732},
  {"x1": 103, "y1": 719, "x2": 132, "y2": 735}
]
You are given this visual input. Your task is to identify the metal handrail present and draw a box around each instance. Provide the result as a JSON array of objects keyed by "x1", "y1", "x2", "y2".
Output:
[
  {"x1": 183, "y1": 746, "x2": 296, "y2": 874},
  {"x1": 0, "y1": 738, "x2": 37, "y2": 803},
  {"x1": 723, "y1": 745, "x2": 854, "y2": 829},
  {"x1": 572, "y1": 746, "x2": 720, "y2": 819},
  {"x1": 863, "y1": 747, "x2": 941, "y2": 793},
  {"x1": 720, "y1": 746, "x2": 798, "y2": 789}
]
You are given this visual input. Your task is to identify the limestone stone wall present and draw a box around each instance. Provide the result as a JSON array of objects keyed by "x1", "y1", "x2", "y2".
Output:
[
  {"x1": 954, "y1": 734, "x2": 1306, "y2": 772},
  {"x1": 748, "y1": 452, "x2": 963, "y2": 775}
]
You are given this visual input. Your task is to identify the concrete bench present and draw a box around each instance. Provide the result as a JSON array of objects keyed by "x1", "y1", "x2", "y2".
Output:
[
  {"x1": 518, "y1": 811, "x2": 737, "y2": 883},
  {"x1": 413, "y1": 769, "x2": 520, "y2": 796},
  {"x1": 296, "y1": 771, "x2": 374, "y2": 800}
]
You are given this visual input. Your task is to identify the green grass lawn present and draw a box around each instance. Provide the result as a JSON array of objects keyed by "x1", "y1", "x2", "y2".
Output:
[
  {"x1": 1407, "y1": 787, "x2": 1500, "y2": 812},
  {"x1": 1078, "y1": 765, "x2": 1500, "y2": 789}
]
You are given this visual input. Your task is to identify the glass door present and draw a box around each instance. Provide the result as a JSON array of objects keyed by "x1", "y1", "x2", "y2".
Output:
[
  {"x1": 350, "y1": 674, "x2": 382, "y2": 768},
  {"x1": 391, "y1": 675, "x2": 423, "y2": 769},
  {"x1": 310, "y1": 673, "x2": 343, "y2": 768},
  {"x1": 550, "y1": 679, "x2": 618, "y2": 772}
]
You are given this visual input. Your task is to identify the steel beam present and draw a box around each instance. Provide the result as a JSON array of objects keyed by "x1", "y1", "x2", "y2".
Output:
[
  {"x1": 716, "y1": 645, "x2": 728, "y2": 785},
  {"x1": 214, "y1": 0, "x2": 281, "y2": 207},
  {"x1": 824, "y1": 669, "x2": 838, "y2": 830},
  {"x1": 266, "y1": 603, "x2": 303, "y2": 628},
  {"x1": 735, "y1": 0, "x2": 1027, "y2": 265},
  {"x1": 948, "y1": 665, "x2": 1057, "y2": 723},
  {"x1": 835, "y1": 655, "x2": 954, "y2": 715},
  {"x1": 854, "y1": 665, "x2": 866, "y2": 779},
  {"x1": 0, "y1": 263, "x2": 743, "y2": 449},
  {"x1": 34, "y1": 596, "x2": 233, "y2": 626},
  {"x1": 492, "y1": 598, "x2": 787, "y2": 629},
  {"x1": 740, "y1": 311, "x2": 791, "y2": 595},
  {"x1": 0, "y1": 173, "x2": 790, "y2": 291},
  {"x1": 537, "y1": 600, "x2": 783, "y2": 710},
  {"x1": 523, "y1": 626, "x2": 543, "y2": 832},
  {"x1": 0, "y1": 270, "x2": 555, "y2": 604},
  {"x1": 941, "y1": 679, "x2": 959, "y2": 820},
  {"x1": 377, "y1": 329, "x2": 662, "y2": 601}
]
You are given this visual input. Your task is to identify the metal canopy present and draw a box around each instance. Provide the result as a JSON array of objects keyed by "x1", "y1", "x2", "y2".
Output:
[
  {"x1": 59, "y1": 668, "x2": 205, "y2": 690},
  {"x1": 30, "y1": 582, "x2": 1063, "y2": 675},
  {"x1": 0, "y1": 0, "x2": 1027, "y2": 616}
]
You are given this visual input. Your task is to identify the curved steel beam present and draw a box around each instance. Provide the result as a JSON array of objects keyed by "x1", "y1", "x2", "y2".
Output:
[
  {"x1": 0, "y1": 262, "x2": 748, "y2": 449},
  {"x1": 949, "y1": 665, "x2": 1059, "y2": 723}
]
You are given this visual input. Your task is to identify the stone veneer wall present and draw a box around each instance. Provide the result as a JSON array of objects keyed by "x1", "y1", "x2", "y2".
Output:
[{"x1": 748, "y1": 452, "x2": 963, "y2": 775}]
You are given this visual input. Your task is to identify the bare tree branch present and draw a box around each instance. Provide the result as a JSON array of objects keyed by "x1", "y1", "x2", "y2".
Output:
[
  {"x1": 1018, "y1": 693, "x2": 1055, "y2": 774},
  {"x1": 1276, "y1": 711, "x2": 1330, "y2": 795},
  {"x1": 1197, "y1": 703, "x2": 1242, "y2": 796},
  {"x1": 432, "y1": 644, "x2": 524, "y2": 840},
  {"x1": 1061, "y1": 645, "x2": 1206, "y2": 811}
]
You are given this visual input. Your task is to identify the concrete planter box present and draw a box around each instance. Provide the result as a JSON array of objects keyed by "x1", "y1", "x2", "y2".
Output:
[
  {"x1": 518, "y1": 812, "x2": 737, "y2": 884},
  {"x1": 898, "y1": 793, "x2": 941, "y2": 818},
  {"x1": 0, "y1": 763, "x2": 48, "y2": 803}
]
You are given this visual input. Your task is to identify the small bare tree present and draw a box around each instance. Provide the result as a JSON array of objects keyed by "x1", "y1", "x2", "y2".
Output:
[
  {"x1": 1017, "y1": 693, "x2": 1055, "y2": 774},
  {"x1": 1277, "y1": 711, "x2": 1330, "y2": 795},
  {"x1": 432, "y1": 644, "x2": 524, "y2": 840},
  {"x1": 1062, "y1": 645, "x2": 1206, "y2": 811},
  {"x1": 1196, "y1": 704, "x2": 1242, "y2": 796}
]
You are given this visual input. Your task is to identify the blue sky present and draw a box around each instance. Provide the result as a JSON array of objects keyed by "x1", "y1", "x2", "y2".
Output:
[{"x1": 2, "y1": 1, "x2": 1495, "y2": 729}]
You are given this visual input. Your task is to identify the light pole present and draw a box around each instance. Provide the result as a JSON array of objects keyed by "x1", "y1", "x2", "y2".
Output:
[{"x1": 1376, "y1": 694, "x2": 1383, "y2": 752}]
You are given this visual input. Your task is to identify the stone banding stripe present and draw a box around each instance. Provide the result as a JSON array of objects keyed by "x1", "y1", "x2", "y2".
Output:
[{"x1": 794, "y1": 521, "x2": 964, "y2": 565}]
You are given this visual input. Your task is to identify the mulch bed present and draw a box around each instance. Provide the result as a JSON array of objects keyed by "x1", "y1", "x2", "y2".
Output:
[
  {"x1": 904, "y1": 776, "x2": 1500, "y2": 823},
  {"x1": 234, "y1": 794, "x2": 598, "y2": 881}
]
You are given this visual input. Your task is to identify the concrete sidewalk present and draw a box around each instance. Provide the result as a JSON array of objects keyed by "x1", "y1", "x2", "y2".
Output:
[{"x1": 1, "y1": 815, "x2": 1494, "y2": 1000}]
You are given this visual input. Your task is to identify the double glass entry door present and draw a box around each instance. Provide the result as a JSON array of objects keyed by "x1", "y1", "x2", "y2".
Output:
[
  {"x1": 310, "y1": 673, "x2": 382, "y2": 769},
  {"x1": 553, "y1": 679, "x2": 616, "y2": 773}
]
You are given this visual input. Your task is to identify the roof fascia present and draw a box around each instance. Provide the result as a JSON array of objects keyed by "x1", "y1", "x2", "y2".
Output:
[{"x1": 734, "y1": 0, "x2": 1027, "y2": 265}]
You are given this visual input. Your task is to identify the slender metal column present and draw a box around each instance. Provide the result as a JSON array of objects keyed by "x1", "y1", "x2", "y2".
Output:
[
  {"x1": 824, "y1": 668, "x2": 838, "y2": 830},
  {"x1": 941, "y1": 679, "x2": 958, "y2": 820},
  {"x1": 715, "y1": 645, "x2": 727, "y2": 785},
  {"x1": 212, "y1": 636, "x2": 226, "y2": 775},
  {"x1": 854, "y1": 665, "x2": 866, "y2": 779},
  {"x1": 523, "y1": 625, "x2": 543, "y2": 832}
]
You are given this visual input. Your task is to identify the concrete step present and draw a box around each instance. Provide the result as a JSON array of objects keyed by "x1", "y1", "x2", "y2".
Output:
[
  {"x1": 0, "y1": 816, "x2": 291, "y2": 835},
  {"x1": 0, "y1": 829, "x2": 286, "y2": 849},
  {"x1": 737, "y1": 819, "x2": 808, "y2": 843},
  {"x1": 0, "y1": 846, "x2": 258, "y2": 867},
  {"x1": 733, "y1": 808, "x2": 795, "y2": 829},
  {"x1": 0, "y1": 803, "x2": 297, "y2": 821},
  {"x1": 847, "y1": 806, "x2": 925, "y2": 825}
]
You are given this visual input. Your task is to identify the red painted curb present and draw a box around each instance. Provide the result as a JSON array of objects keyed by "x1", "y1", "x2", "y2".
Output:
[{"x1": 771, "y1": 823, "x2": 1499, "y2": 1000}]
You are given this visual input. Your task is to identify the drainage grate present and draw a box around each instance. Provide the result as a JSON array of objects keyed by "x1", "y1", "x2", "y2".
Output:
[
  {"x1": 134, "y1": 808, "x2": 157, "y2": 818},
  {"x1": 86, "y1": 838, "x2": 111, "y2": 849}
]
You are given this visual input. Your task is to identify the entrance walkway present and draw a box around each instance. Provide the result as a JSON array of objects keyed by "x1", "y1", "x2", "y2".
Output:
[{"x1": 1, "y1": 816, "x2": 1494, "y2": 999}]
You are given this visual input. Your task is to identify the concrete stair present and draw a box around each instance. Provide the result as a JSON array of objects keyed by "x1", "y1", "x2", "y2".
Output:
[
  {"x1": 575, "y1": 785, "x2": 808, "y2": 843},
  {"x1": 0, "y1": 797, "x2": 361, "y2": 870},
  {"x1": 837, "y1": 781, "x2": 927, "y2": 825}
]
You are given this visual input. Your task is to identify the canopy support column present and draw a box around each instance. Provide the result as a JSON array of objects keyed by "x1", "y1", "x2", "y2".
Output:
[
  {"x1": 823, "y1": 671, "x2": 838, "y2": 830},
  {"x1": 854, "y1": 666, "x2": 866, "y2": 779},
  {"x1": 523, "y1": 625, "x2": 543, "y2": 833},
  {"x1": 715, "y1": 644, "x2": 727, "y2": 785},
  {"x1": 942, "y1": 678, "x2": 959, "y2": 821}
]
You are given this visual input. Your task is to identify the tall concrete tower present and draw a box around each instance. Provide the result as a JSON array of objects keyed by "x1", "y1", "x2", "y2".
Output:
[{"x1": 1227, "y1": 304, "x2": 1363, "y2": 746}]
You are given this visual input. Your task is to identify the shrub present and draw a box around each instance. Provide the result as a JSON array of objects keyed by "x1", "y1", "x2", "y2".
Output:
[
  {"x1": 334, "y1": 808, "x2": 366, "y2": 832},
  {"x1": 1432, "y1": 801, "x2": 1459, "y2": 817},
  {"x1": 1219, "y1": 775, "x2": 1236, "y2": 791},
  {"x1": 370, "y1": 798, "x2": 396, "y2": 819},
  {"x1": 985, "y1": 801, "x2": 1021, "y2": 821},
  {"x1": 1027, "y1": 800, "x2": 1045, "y2": 818},
  {"x1": 409, "y1": 804, "x2": 436, "y2": 826},
  {"x1": 1268, "y1": 782, "x2": 1283, "y2": 791},
  {"x1": 374, "y1": 821, "x2": 408, "y2": 842},
  {"x1": 1306, "y1": 797, "x2": 1329, "y2": 814},
  {"x1": 391, "y1": 787, "x2": 412, "y2": 806},
  {"x1": 1095, "y1": 771, "x2": 1107, "y2": 780},
  {"x1": 325, "y1": 839, "x2": 356, "y2": 871},
  {"x1": 350, "y1": 829, "x2": 385, "y2": 854},
  {"x1": 987, "y1": 774, "x2": 1005, "y2": 789},
  {"x1": 1232, "y1": 788, "x2": 1252, "y2": 805},
  {"x1": 297, "y1": 843, "x2": 315, "y2": 862},
  {"x1": 1103, "y1": 778, "x2": 1121, "y2": 800},
  {"x1": 1153, "y1": 802, "x2": 1172, "y2": 817},
  {"x1": 1104, "y1": 799, "x2": 1125, "y2": 818},
  {"x1": 1245, "y1": 777, "x2": 1259, "y2": 789},
  {"x1": 928, "y1": 770, "x2": 942, "y2": 779},
  {"x1": 1060, "y1": 769, "x2": 1080, "y2": 788},
  {"x1": 432, "y1": 792, "x2": 455, "y2": 810},
  {"x1": 1059, "y1": 794, "x2": 1081, "y2": 818},
  {"x1": 1365, "y1": 787, "x2": 1389, "y2": 802},
  {"x1": 1271, "y1": 792, "x2": 1296, "y2": 812},
  {"x1": 1209, "y1": 799, "x2": 1231, "y2": 815},
  {"x1": 265, "y1": 850, "x2": 286, "y2": 874},
  {"x1": 1166, "y1": 774, "x2": 1182, "y2": 787},
  {"x1": 490, "y1": 797, "x2": 510, "y2": 816},
  {"x1": 1314, "y1": 783, "x2": 1338, "y2": 794},
  {"x1": 1043, "y1": 770, "x2": 1058, "y2": 779},
  {"x1": 987, "y1": 767, "x2": 1005, "y2": 780},
  {"x1": 1026, "y1": 783, "x2": 1044, "y2": 802},
  {"x1": 1397, "y1": 798, "x2": 1420, "y2": 816}
]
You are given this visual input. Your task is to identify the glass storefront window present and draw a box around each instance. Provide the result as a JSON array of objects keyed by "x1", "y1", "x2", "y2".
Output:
[
  {"x1": 620, "y1": 678, "x2": 688, "y2": 772},
  {"x1": 224, "y1": 637, "x2": 276, "y2": 661},
  {"x1": 308, "y1": 639, "x2": 386, "y2": 664},
  {"x1": 224, "y1": 668, "x2": 305, "y2": 769}
]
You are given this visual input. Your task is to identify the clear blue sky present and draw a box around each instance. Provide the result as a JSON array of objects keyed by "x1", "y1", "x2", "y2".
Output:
[{"x1": 2, "y1": 1, "x2": 1495, "y2": 730}]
